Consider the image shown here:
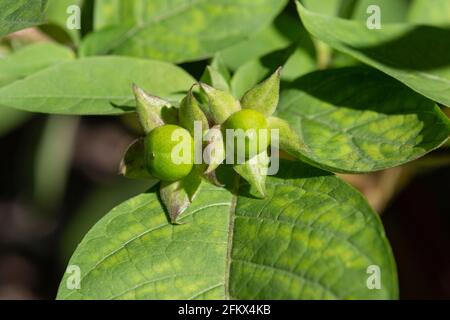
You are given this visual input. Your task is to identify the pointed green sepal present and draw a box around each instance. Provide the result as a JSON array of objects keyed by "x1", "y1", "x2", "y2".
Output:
[
  {"x1": 203, "y1": 125, "x2": 225, "y2": 174},
  {"x1": 267, "y1": 116, "x2": 306, "y2": 158},
  {"x1": 199, "y1": 82, "x2": 241, "y2": 124},
  {"x1": 159, "y1": 165, "x2": 203, "y2": 224},
  {"x1": 179, "y1": 87, "x2": 209, "y2": 135},
  {"x1": 241, "y1": 67, "x2": 282, "y2": 116},
  {"x1": 160, "y1": 181, "x2": 189, "y2": 225},
  {"x1": 132, "y1": 84, "x2": 177, "y2": 134},
  {"x1": 233, "y1": 151, "x2": 269, "y2": 198},
  {"x1": 119, "y1": 138, "x2": 154, "y2": 180}
]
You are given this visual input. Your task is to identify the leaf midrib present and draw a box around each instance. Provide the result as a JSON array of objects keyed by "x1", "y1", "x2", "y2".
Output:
[
  {"x1": 61, "y1": 199, "x2": 231, "y2": 300},
  {"x1": 224, "y1": 175, "x2": 240, "y2": 300}
]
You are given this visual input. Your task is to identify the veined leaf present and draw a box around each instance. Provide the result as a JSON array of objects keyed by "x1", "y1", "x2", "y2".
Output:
[
  {"x1": 220, "y1": 13, "x2": 306, "y2": 71},
  {"x1": 231, "y1": 43, "x2": 316, "y2": 99},
  {"x1": 57, "y1": 161, "x2": 397, "y2": 300},
  {"x1": 0, "y1": 56, "x2": 195, "y2": 115},
  {"x1": 0, "y1": 0, "x2": 48, "y2": 37},
  {"x1": 94, "y1": 0, "x2": 149, "y2": 30},
  {"x1": 276, "y1": 67, "x2": 450, "y2": 173},
  {"x1": 82, "y1": 0, "x2": 288, "y2": 63},
  {"x1": 297, "y1": 2, "x2": 450, "y2": 107},
  {"x1": 0, "y1": 42, "x2": 75, "y2": 87},
  {"x1": 60, "y1": 178, "x2": 156, "y2": 261}
]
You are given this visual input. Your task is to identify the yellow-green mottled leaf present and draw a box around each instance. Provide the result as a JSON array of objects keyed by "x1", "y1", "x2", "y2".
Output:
[
  {"x1": 82, "y1": 0, "x2": 288, "y2": 63},
  {"x1": 0, "y1": 0, "x2": 48, "y2": 37},
  {"x1": 297, "y1": 2, "x2": 450, "y2": 107},
  {"x1": 0, "y1": 56, "x2": 195, "y2": 115},
  {"x1": 276, "y1": 67, "x2": 450, "y2": 173},
  {"x1": 94, "y1": 0, "x2": 145, "y2": 30},
  {"x1": 56, "y1": 161, "x2": 397, "y2": 299}
]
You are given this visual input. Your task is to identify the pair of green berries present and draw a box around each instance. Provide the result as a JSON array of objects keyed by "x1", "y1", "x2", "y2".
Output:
[{"x1": 145, "y1": 109, "x2": 270, "y2": 182}]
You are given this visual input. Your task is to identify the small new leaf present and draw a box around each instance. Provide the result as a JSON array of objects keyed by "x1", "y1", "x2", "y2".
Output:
[
  {"x1": 160, "y1": 181, "x2": 190, "y2": 224},
  {"x1": 241, "y1": 67, "x2": 281, "y2": 116},
  {"x1": 179, "y1": 88, "x2": 209, "y2": 135},
  {"x1": 159, "y1": 166, "x2": 203, "y2": 223},
  {"x1": 199, "y1": 83, "x2": 241, "y2": 124},
  {"x1": 132, "y1": 84, "x2": 177, "y2": 134}
]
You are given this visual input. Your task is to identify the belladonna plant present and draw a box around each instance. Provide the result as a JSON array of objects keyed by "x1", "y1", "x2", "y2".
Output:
[
  {"x1": 1, "y1": 0, "x2": 448, "y2": 300},
  {"x1": 121, "y1": 69, "x2": 302, "y2": 223},
  {"x1": 53, "y1": 54, "x2": 449, "y2": 298}
]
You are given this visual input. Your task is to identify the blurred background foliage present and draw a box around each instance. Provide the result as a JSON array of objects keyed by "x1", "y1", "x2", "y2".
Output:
[{"x1": 0, "y1": 0, "x2": 449, "y2": 299}]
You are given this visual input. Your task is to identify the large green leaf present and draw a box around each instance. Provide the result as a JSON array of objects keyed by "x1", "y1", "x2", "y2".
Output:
[
  {"x1": 0, "y1": 56, "x2": 195, "y2": 115},
  {"x1": 57, "y1": 161, "x2": 397, "y2": 300},
  {"x1": 0, "y1": 43, "x2": 75, "y2": 136},
  {"x1": 408, "y1": 0, "x2": 450, "y2": 26},
  {"x1": 0, "y1": 0, "x2": 48, "y2": 37},
  {"x1": 230, "y1": 18, "x2": 317, "y2": 99},
  {"x1": 302, "y1": 0, "x2": 342, "y2": 16},
  {"x1": 0, "y1": 42, "x2": 75, "y2": 86},
  {"x1": 352, "y1": 0, "x2": 410, "y2": 23},
  {"x1": 93, "y1": 0, "x2": 143, "y2": 30},
  {"x1": 220, "y1": 13, "x2": 306, "y2": 71},
  {"x1": 61, "y1": 178, "x2": 156, "y2": 261},
  {"x1": 297, "y1": 2, "x2": 450, "y2": 107},
  {"x1": 276, "y1": 67, "x2": 450, "y2": 173},
  {"x1": 81, "y1": 0, "x2": 287, "y2": 63},
  {"x1": 231, "y1": 41, "x2": 316, "y2": 99}
]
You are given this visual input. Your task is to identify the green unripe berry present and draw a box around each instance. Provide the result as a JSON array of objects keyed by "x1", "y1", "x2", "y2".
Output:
[
  {"x1": 144, "y1": 125, "x2": 194, "y2": 181},
  {"x1": 223, "y1": 109, "x2": 271, "y2": 159}
]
